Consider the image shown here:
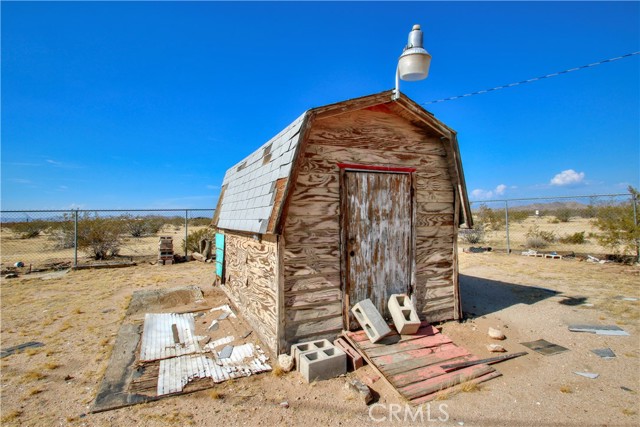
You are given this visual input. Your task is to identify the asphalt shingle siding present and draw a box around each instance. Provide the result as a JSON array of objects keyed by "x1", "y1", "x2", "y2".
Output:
[{"x1": 216, "y1": 112, "x2": 306, "y2": 234}]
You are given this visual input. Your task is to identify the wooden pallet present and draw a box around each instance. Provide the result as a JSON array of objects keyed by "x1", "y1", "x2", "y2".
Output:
[{"x1": 343, "y1": 322, "x2": 501, "y2": 404}]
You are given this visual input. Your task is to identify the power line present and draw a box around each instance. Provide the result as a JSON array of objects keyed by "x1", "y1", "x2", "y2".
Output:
[{"x1": 422, "y1": 51, "x2": 640, "y2": 105}]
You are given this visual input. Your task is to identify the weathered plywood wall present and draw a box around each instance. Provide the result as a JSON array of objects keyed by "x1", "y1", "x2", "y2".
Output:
[
  {"x1": 282, "y1": 105, "x2": 456, "y2": 346},
  {"x1": 222, "y1": 232, "x2": 278, "y2": 353}
]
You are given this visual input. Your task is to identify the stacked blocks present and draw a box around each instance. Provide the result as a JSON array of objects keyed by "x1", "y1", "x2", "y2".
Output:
[
  {"x1": 299, "y1": 346, "x2": 347, "y2": 383},
  {"x1": 388, "y1": 294, "x2": 421, "y2": 335},
  {"x1": 158, "y1": 236, "x2": 174, "y2": 265},
  {"x1": 351, "y1": 298, "x2": 392, "y2": 343}
]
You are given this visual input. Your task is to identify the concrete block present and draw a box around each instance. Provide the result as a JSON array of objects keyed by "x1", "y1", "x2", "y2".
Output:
[
  {"x1": 388, "y1": 294, "x2": 421, "y2": 335},
  {"x1": 351, "y1": 299, "x2": 392, "y2": 343},
  {"x1": 334, "y1": 337, "x2": 364, "y2": 371},
  {"x1": 290, "y1": 339, "x2": 332, "y2": 369},
  {"x1": 299, "y1": 346, "x2": 347, "y2": 382}
]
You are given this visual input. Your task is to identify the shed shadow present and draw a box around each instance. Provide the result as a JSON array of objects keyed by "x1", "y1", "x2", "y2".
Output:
[{"x1": 460, "y1": 274, "x2": 560, "y2": 318}]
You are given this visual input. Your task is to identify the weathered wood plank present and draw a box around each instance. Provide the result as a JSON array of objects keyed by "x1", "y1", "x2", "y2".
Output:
[
  {"x1": 364, "y1": 334, "x2": 453, "y2": 358},
  {"x1": 416, "y1": 202, "x2": 454, "y2": 214},
  {"x1": 416, "y1": 225, "x2": 454, "y2": 239},
  {"x1": 284, "y1": 260, "x2": 340, "y2": 277},
  {"x1": 285, "y1": 302, "x2": 343, "y2": 323},
  {"x1": 285, "y1": 216, "x2": 339, "y2": 232},
  {"x1": 411, "y1": 371, "x2": 502, "y2": 405},
  {"x1": 287, "y1": 201, "x2": 340, "y2": 217},
  {"x1": 389, "y1": 354, "x2": 480, "y2": 388},
  {"x1": 284, "y1": 273, "x2": 341, "y2": 293},
  {"x1": 285, "y1": 287, "x2": 342, "y2": 308},
  {"x1": 398, "y1": 365, "x2": 495, "y2": 400},
  {"x1": 415, "y1": 237, "x2": 454, "y2": 252},
  {"x1": 415, "y1": 248, "x2": 453, "y2": 265},
  {"x1": 304, "y1": 147, "x2": 448, "y2": 170},
  {"x1": 379, "y1": 345, "x2": 470, "y2": 377},
  {"x1": 285, "y1": 316, "x2": 343, "y2": 340},
  {"x1": 284, "y1": 244, "x2": 340, "y2": 261},
  {"x1": 416, "y1": 190, "x2": 454, "y2": 204},
  {"x1": 415, "y1": 178, "x2": 453, "y2": 192},
  {"x1": 295, "y1": 173, "x2": 339, "y2": 188},
  {"x1": 267, "y1": 178, "x2": 288, "y2": 232},
  {"x1": 291, "y1": 186, "x2": 339, "y2": 204},
  {"x1": 415, "y1": 260, "x2": 453, "y2": 276}
]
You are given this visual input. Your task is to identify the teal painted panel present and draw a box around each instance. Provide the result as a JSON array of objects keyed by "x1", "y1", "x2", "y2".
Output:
[{"x1": 215, "y1": 233, "x2": 225, "y2": 278}]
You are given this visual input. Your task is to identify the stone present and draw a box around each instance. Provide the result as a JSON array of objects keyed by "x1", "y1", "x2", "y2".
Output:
[
  {"x1": 487, "y1": 344, "x2": 507, "y2": 352},
  {"x1": 278, "y1": 354, "x2": 294, "y2": 372},
  {"x1": 488, "y1": 327, "x2": 506, "y2": 340},
  {"x1": 345, "y1": 378, "x2": 373, "y2": 404}
]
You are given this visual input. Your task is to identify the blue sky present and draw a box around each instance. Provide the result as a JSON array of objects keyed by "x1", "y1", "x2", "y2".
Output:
[{"x1": 2, "y1": 1, "x2": 638, "y2": 210}]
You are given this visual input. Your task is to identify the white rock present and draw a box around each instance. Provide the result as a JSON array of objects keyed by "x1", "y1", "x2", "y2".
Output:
[
  {"x1": 278, "y1": 354, "x2": 294, "y2": 372},
  {"x1": 488, "y1": 327, "x2": 506, "y2": 340},
  {"x1": 487, "y1": 344, "x2": 507, "y2": 352}
]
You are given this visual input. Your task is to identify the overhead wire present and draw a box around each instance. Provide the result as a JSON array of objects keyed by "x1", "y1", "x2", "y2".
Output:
[{"x1": 422, "y1": 51, "x2": 640, "y2": 105}]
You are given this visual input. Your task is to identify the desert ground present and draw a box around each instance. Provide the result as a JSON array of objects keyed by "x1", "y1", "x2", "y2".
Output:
[{"x1": 1, "y1": 251, "x2": 638, "y2": 426}]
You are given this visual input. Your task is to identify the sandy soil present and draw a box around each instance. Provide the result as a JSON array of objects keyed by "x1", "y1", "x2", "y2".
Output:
[{"x1": 1, "y1": 253, "x2": 638, "y2": 426}]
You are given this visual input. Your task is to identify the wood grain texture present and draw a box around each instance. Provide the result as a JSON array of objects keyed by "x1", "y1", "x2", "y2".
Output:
[
  {"x1": 344, "y1": 171, "x2": 412, "y2": 327},
  {"x1": 222, "y1": 232, "x2": 278, "y2": 353}
]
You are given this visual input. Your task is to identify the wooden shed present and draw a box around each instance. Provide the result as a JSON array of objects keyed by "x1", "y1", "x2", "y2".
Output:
[{"x1": 212, "y1": 90, "x2": 472, "y2": 355}]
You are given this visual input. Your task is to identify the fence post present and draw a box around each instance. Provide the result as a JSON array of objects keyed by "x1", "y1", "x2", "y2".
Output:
[
  {"x1": 73, "y1": 209, "x2": 78, "y2": 267},
  {"x1": 632, "y1": 192, "x2": 639, "y2": 263},
  {"x1": 184, "y1": 210, "x2": 189, "y2": 258},
  {"x1": 505, "y1": 201, "x2": 510, "y2": 254}
]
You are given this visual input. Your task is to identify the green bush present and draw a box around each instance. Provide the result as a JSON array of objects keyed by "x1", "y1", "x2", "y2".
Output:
[
  {"x1": 553, "y1": 208, "x2": 573, "y2": 223},
  {"x1": 559, "y1": 231, "x2": 586, "y2": 244},
  {"x1": 122, "y1": 215, "x2": 166, "y2": 237},
  {"x1": 474, "y1": 205, "x2": 505, "y2": 231},
  {"x1": 509, "y1": 211, "x2": 529, "y2": 223},
  {"x1": 76, "y1": 213, "x2": 124, "y2": 260},
  {"x1": 11, "y1": 220, "x2": 48, "y2": 239},
  {"x1": 591, "y1": 187, "x2": 639, "y2": 259},
  {"x1": 525, "y1": 225, "x2": 556, "y2": 249},
  {"x1": 183, "y1": 227, "x2": 216, "y2": 253}
]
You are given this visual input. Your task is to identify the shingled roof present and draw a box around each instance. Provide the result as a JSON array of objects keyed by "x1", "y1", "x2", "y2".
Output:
[{"x1": 213, "y1": 90, "x2": 472, "y2": 234}]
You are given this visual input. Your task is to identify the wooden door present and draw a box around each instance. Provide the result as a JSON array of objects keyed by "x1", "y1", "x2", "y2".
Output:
[{"x1": 343, "y1": 171, "x2": 412, "y2": 329}]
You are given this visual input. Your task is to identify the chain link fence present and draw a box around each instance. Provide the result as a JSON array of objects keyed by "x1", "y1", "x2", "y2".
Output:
[
  {"x1": 460, "y1": 193, "x2": 639, "y2": 261},
  {"x1": 0, "y1": 209, "x2": 215, "y2": 271}
]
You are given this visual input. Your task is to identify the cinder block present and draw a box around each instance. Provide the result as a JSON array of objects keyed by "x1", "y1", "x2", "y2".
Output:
[
  {"x1": 290, "y1": 339, "x2": 332, "y2": 369},
  {"x1": 351, "y1": 299, "x2": 392, "y2": 343},
  {"x1": 388, "y1": 294, "x2": 421, "y2": 335},
  {"x1": 334, "y1": 337, "x2": 364, "y2": 371},
  {"x1": 299, "y1": 346, "x2": 347, "y2": 382}
]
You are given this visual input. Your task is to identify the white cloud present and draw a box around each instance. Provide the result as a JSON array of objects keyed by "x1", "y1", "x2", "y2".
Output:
[
  {"x1": 471, "y1": 184, "x2": 508, "y2": 200},
  {"x1": 550, "y1": 169, "x2": 585, "y2": 186},
  {"x1": 11, "y1": 178, "x2": 32, "y2": 184}
]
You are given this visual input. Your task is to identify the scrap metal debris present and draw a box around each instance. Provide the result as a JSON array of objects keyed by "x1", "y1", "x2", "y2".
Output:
[
  {"x1": 574, "y1": 372, "x2": 599, "y2": 379},
  {"x1": 520, "y1": 339, "x2": 569, "y2": 356},
  {"x1": 591, "y1": 348, "x2": 616, "y2": 359},
  {"x1": 140, "y1": 313, "x2": 202, "y2": 361},
  {"x1": 568, "y1": 324, "x2": 630, "y2": 336}
]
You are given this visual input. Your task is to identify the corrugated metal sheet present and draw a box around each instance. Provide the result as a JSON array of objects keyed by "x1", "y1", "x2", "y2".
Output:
[
  {"x1": 139, "y1": 313, "x2": 202, "y2": 362},
  {"x1": 156, "y1": 344, "x2": 272, "y2": 395},
  {"x1": 216, "y1": 112, "x2": 306, "y2": 234}
]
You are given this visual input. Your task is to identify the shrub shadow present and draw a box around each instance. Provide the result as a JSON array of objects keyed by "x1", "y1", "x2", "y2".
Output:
[{"x1": 460, "y1": 274, "x2": 560, "y2": 318}]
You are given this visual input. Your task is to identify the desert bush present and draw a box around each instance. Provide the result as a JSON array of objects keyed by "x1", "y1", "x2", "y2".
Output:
[
  {"x1": 474, "y1": 205, "x2": 505, "y2": 231},
  {"x1": 460, "y1": 225, "x2": 485, "y2": 244},
  {"x1": 76, "y1": 213, "x2": 124, "y2": 260},
  {"x1": 11, "y1": 220, "x2": 48, "y2": 239},
  {"x1": 553, "y1": 207, "x2": 573, "y2": 223},
  {"x1": 189, "y1": 217, "x2": 213, "y2": 227},
  {"x1": 591, "y1": 186, "x2": 639, "y2": 260},
  {"x1": 182, "y1": 227, "x2": 216, "y2": 253},
  {"x1": 122, "y1": 215, "x2": 166, "y2": 237},
  {"x1": 509, "y1": 211, "x2": 529, "y2": 223},
  {"x1": 525, "y1": 225, "x2": 556, "y2": 249},
  {"x1": 559, "y1": 231, "x2": 586, "y2": 245}
]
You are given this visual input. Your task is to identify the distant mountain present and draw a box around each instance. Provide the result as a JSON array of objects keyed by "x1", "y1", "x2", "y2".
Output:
[{"x1": 507, "y1": 201, "x2": 588, "y2": 212}]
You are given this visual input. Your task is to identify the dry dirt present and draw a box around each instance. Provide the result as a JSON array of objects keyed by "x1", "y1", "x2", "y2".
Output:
[{"x1": 1, "y1": 253, "x2": 638, "y2": 426}]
